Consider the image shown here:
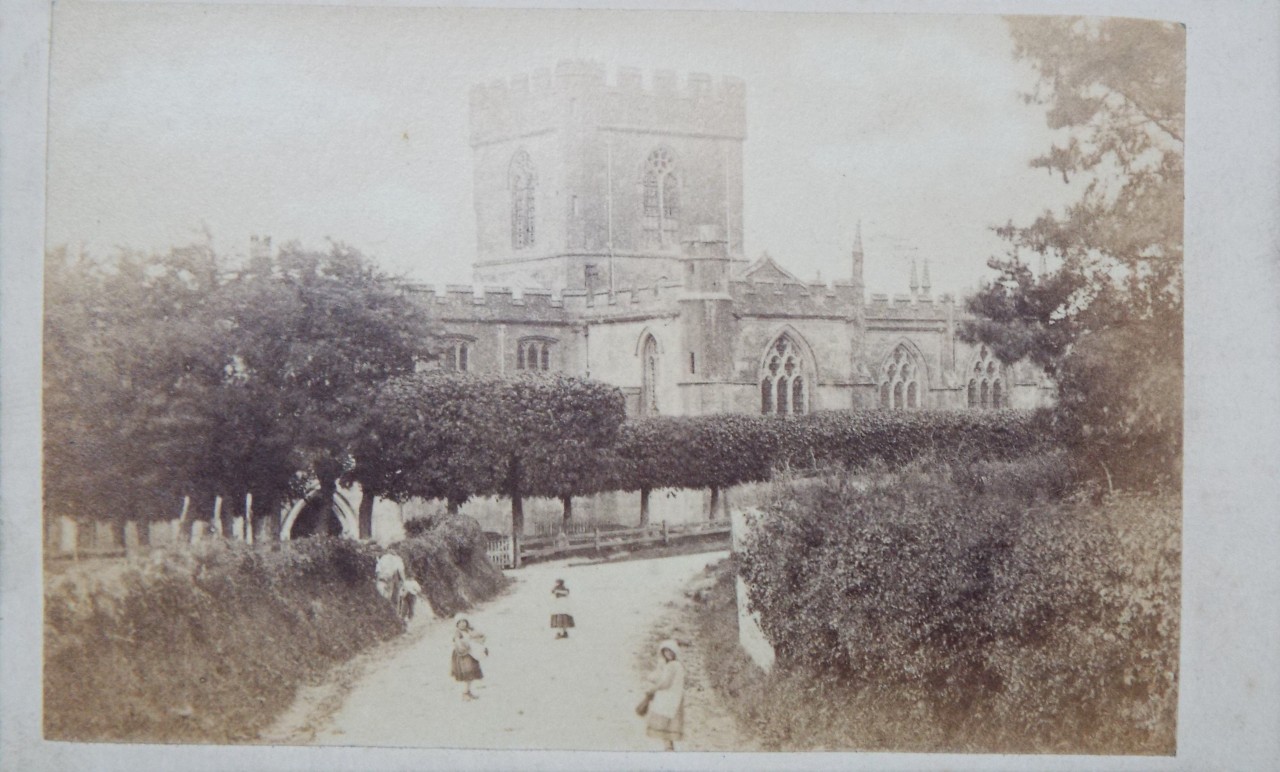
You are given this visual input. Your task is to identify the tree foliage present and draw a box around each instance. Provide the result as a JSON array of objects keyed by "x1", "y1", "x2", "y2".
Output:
[
  {"x1": 962, "y1": 18, "x2": 1184, "y2": 488},
  {"x1": 43, "y1": 241, "x2": 439, "y2": 537},
  {"x1": 359, "y1": 371, "x2": 626, "y2": 562}
]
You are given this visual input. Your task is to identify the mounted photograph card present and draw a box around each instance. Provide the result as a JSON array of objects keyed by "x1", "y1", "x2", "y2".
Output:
[{"x1": 7, "y1": 1, "x2": 1273, "y2": 769}]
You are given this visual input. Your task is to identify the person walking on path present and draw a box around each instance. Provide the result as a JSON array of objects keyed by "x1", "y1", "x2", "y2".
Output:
[
  {"x1": 375, "y1": 551, "x2": 407, "y2": 619},
  {"x1": 451, "y1": 618, "x2": 487, "y2": 700},
  {"x1": 642, "y1": 639, "x2": 686, "y2": 751},
  {"x1": 550, "y1": 578, "x2": 575, "y2": 639}
]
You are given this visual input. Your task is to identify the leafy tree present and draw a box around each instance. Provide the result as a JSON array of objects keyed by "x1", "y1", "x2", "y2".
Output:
[
  {"x1": 43, "y1": 245, "x2": 230, "y2": 544},
  {"x1": 218, "y1": 242, "x2": 441, "y2": 537},
  {"x1": 962, "y1": 17, "x2": 1184, "y2": 488},
  {"x1": 358, "y1": 372, "x2": 625, "y2": 564},
  {"x1": 43, "y1": 241, "x2": 439, "y2": 543}
]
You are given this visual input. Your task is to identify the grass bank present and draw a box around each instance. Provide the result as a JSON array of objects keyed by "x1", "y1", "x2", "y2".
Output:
[{"x1": 44, "y1": 517, "x2": 508, "y2": 743}]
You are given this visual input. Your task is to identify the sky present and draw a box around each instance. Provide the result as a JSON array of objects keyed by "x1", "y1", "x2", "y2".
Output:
[{"x1": 46, "y1": 5, "x2": 1084, "y2": 298}]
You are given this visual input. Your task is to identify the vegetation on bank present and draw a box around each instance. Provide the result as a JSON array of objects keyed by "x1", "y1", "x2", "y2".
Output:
[
  {"x1": 700, "y1": 454, "x2": 1179, "y2": 754},
  {"x1": 43, "y1": 517, "x2": 507, "y2": 743}
]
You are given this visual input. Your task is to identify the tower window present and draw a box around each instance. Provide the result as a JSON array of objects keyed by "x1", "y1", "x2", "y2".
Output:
[
  {"x1": 640, "y1": 335, "x2": 659, "y2": 416},
  {"x1": 642, "y1": 147, "x2": 679, "y2": 249},
  {"x1": 510, "y1": 150, "x2": 536, "y2": 250}
]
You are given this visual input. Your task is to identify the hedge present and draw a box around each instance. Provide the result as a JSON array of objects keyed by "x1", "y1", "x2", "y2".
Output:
[
  {"x1": 606, "y1": 409, "x2": 1050, "y2": 495},
  {"x1": 735, "y1": 455, "x2": 1179, "y2": 752}
]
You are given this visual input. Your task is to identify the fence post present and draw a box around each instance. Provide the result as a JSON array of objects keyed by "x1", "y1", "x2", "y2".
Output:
[
  {"x1": 123, "y1": 521, "x2": 140, "y2": 554},
  {"x1": 662, "y1": 520, "x2": 669, "y2": 546},
  {"x1": 593, "y1": 526, "x2": 601, "y2": 553},
  {"x1": 245, "y1": 493, "x2": 254, "y2": 546},
  {"x1": 59, "y1": 516, "x2": 77, "y2": 556},
  {"x1": 212, "y1": 496, "x2": 224, "y2": 539}
]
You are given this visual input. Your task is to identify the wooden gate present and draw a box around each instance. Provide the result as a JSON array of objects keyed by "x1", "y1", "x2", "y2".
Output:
[{"x1": 485, "y1": 534, "x2": 515, "y2": 569}]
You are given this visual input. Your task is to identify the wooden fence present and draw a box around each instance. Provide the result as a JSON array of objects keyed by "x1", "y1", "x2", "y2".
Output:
[{"x1": 483, "y1": 520, "x2": 732, "y2": 570}]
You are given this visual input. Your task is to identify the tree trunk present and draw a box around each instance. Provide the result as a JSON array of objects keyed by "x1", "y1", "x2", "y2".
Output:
[
  {"x1": 358, "y1": 488, "x2": 375, "y2": 540},
  {"x1": 447, "y1": 498, "x2": 460, "y2": 516},
  {"x1": 561, "y1": 495, "x2": 573, "y2": 525},
  {"x1": 720, "y1": 487, "x2": 732, "y2": 520},
  {"x1": 709, "y1": 486, "x2": 721, "y2": 521},
  {"x1": 639, "y1": 488, "x2": 651, "y2": 527},
  {"x1": 510, "y1": 456, "x2": 524, "y2": 568},
  {"x1": 318, "y1": 476, "x2": 338, "y2": 536}
]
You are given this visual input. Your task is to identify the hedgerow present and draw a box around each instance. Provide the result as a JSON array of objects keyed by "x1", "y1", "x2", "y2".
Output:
[
  {"x1": 43, "y1": 523, "x2": 507, "y2": 743},
  {"x1": 732, "y1": 456, "x2": 1179, "y2": 752}
]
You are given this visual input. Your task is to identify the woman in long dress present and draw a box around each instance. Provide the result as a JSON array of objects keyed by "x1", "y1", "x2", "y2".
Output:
[
  {"x1": 450, "y1": 618, "x2": 486, "y2": 700},
  {"x1": 644, "y1": 639, "x2": 686, "y2": 750},
  {"x1": 550, "y1": 579, "x2": 574, "y2": 639}
]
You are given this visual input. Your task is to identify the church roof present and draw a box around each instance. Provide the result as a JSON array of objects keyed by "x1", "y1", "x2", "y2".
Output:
[{"x1": 737, "y1": 252, "x2": 805, "y2": 284}]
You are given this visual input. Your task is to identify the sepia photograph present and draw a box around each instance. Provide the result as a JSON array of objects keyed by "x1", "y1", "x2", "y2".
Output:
[{"x1": 12, "y1": 1, "x2": 1262, "y2": 766}]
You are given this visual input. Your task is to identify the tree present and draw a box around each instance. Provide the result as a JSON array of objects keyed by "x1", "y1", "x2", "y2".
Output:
[
  {"x1": 43, "y1": 240, "x2": 440, "y2": 544},
  {"x1": 43, "y1": 245, "x2": 231, "y2": 544},
  {"x1": 358, "y1": 372, "x2": 625, "y2": 564},
  {"x1": 962, "y1": 17, "x2": 1184, "y2": 488},
  {"x1": 220, "y1": 242, "x2": 441, "y2": 538}
]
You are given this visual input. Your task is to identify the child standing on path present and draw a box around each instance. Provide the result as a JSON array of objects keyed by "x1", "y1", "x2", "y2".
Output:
[
  {"x1": 642, "y1": 639, "x2": 686, "y2": 751},
  {"x1": 550, "y1": 579, "x2": 575, "y2": 639},
  {"x1": 451, "y1": 618, "x2": 487, "y2": 700}
]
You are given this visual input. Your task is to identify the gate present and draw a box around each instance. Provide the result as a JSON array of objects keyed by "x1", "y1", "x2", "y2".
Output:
[{"x1": 485, "y1": 534, "x2": 515, "y2": 569}]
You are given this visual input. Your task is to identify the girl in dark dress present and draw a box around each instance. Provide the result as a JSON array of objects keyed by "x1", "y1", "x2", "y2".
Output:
[{"x1": 550, "y1": 579, "x2": 575, "y2": 639}]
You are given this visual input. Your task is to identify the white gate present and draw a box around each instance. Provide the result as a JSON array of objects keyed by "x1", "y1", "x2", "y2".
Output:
[{"x1": 485, "y1": 534, "x2": 514, "y2": 569}]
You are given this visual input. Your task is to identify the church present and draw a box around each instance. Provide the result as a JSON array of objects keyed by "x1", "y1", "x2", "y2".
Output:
[{"x1": 405, "y1": 60, "x2": 1053, "y2": 417}]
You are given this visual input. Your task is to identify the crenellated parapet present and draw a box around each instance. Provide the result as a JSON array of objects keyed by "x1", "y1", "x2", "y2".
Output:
[
  {"x1": 470, "y1": 60, "x2": 747, "y2": 147},
  {"x1": 402, "y1": 277, "x2": 686, "y2": 324},
  {"x1": 731, "y1": 279, "x2": 862, "y2": 319},
  {"x1": 864, "y1": 291, "x2": 958, "y2": 323}
]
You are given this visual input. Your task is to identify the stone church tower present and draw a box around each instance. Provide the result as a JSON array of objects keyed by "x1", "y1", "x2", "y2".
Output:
[{"x1": 469, "y1": 61, "x2": 746, "y2": 292}]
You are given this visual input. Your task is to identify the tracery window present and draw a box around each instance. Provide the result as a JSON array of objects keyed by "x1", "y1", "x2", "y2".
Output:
[
  {"x1": 442, "y1": 339, "x2": 471, "y2": 372},
  {"x1": 760, "y1": 335, "x2": 809, "y2": 415},
  {"x1": 879, "y1": 344, "x2": 924, "y2": 410},
  {"x1": 642, "y1": 148, "x2": 679, "y2": 249},
  {"x1": 516, "y1": 339, "x2": 553, "y2": 371},
  {"x1": 510, "y1": 150, "x2": 536, "y2": 249},
  {"x1": 640, "y1": 334, "x2": 659, "y2": 416},
  {"x1": 967, "y1": 346, "x2": 1005, "y2": 409}
]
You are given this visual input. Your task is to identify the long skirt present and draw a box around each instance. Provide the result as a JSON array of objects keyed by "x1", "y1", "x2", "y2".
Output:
[
  {"x1": 550, "y1": 613, "x2": 575, "y2": 629},
  {"x1": 451, "y1": 651, "x2": 483, "y2": 682},
  {"x1": 646, "y1": 700, "x2": 685, "y2": 741}
]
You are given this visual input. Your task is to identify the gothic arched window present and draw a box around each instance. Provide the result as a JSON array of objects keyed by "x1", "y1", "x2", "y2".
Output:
[
  {"x1": 968, "y1": 346, "x2": 1005, "y2": 409},
  {"x1": 642, "y1": 148, "x2": 679, "y2": 249},
  {"x1": 760, "y1": 334, "x2": 809, "y2": 415},
  {"x1": 510, "y1": 150, "x2": 536, "y2": 250},
  {"x1": 517, "y1": 338, "x2": 554, "y2": 371},
  {"x1": 640, "y1": 335, "x2": 659, "y2": 416},
  {"x1": 879, "y1": 344, "x2": 926, "y2": 410}
]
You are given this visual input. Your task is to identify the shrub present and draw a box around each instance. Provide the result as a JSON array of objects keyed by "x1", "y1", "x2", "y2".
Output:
[
  {"x1": 735, "y1": 458, "x2": 1178, "y2": 752},
  {"x1": 391, "y1": 515, "x2": 508, "y2": 618}
]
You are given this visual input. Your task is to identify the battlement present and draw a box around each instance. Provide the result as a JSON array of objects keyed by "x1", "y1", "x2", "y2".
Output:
[
  {"x1": 865, "y1": 290, "x2": 956, "y2": 322},
  {"x1": 470, "y1": 60, "x2": 747, "y2": 146},
  {"x1": 731, "y1": 278, "x2": 862, "y2": 319},
  {"x1": 403, "y1": 277, "x2": 686, "y2": 322}
]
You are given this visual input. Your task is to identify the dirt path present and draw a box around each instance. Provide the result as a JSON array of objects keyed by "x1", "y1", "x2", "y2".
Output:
[{"x1": 265, "y1": 550, "x2": 747, "y2": 751}]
